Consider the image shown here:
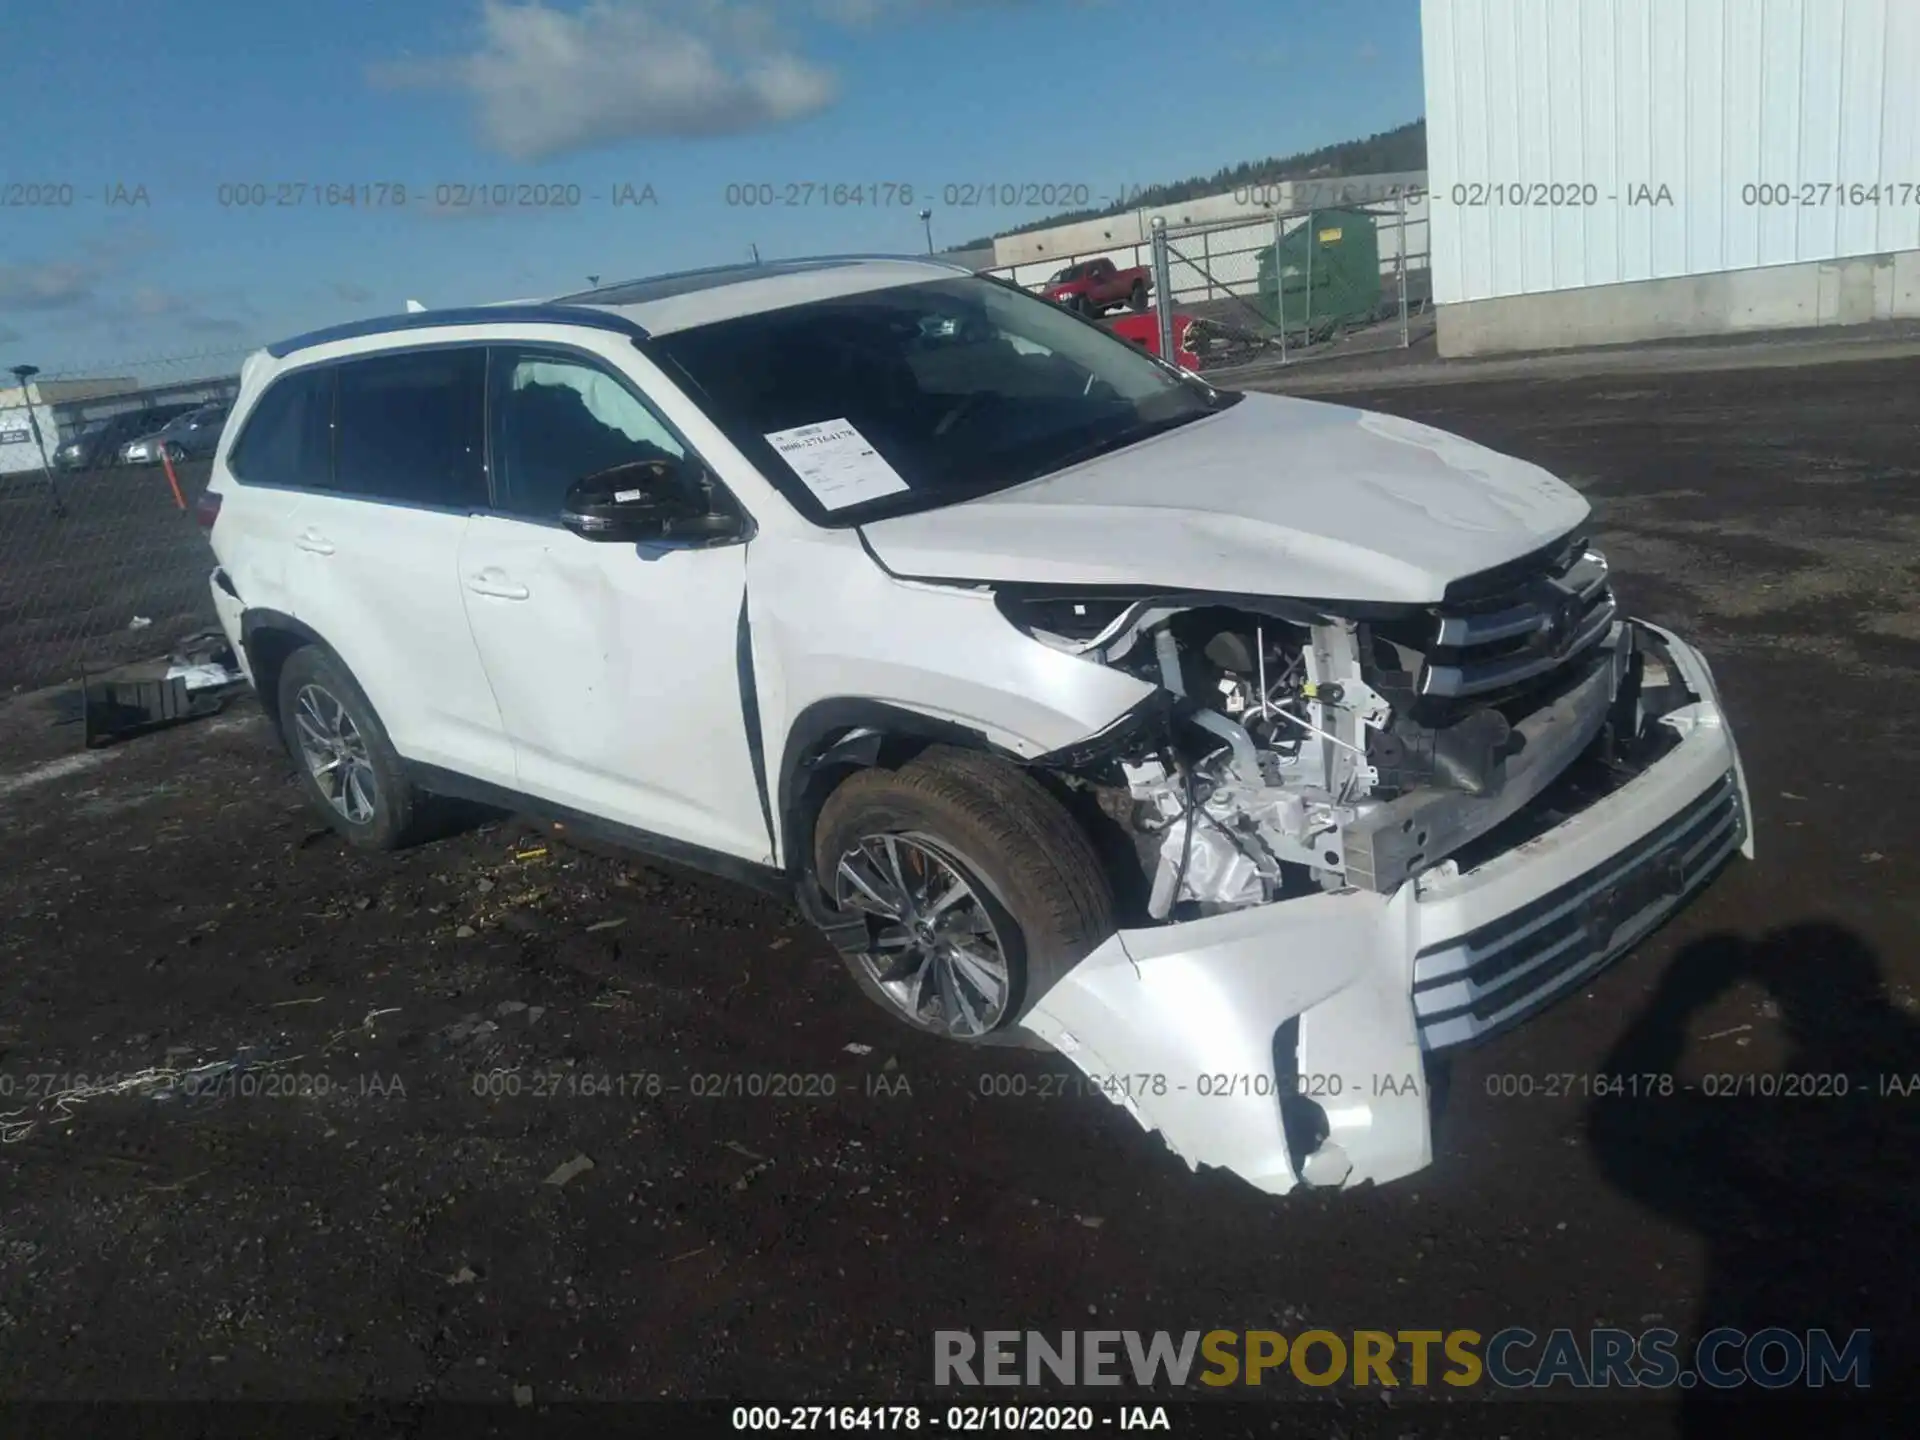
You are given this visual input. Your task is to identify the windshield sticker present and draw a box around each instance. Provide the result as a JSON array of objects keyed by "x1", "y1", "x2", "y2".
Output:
[{"x1": 763, "y1": 419, "x2": 909, "y2": 510}]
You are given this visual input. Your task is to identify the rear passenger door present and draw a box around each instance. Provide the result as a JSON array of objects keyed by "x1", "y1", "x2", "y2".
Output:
[{"x1": 262, "y1": 347, "x2": 512, "y2": 784}]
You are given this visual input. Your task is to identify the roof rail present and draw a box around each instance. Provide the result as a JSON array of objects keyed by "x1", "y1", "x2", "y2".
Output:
[
  {"x1": 549, "y1": 252, "x2": 975, "y2": 305},
  {"x1": 264, "y1": 304, "x2": 650, "y2": 360}
]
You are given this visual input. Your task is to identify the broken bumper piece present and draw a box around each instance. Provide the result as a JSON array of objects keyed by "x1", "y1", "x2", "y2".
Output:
[{"x1": 1020, "y1": 621, "x2": 1753, "y2": 1197}]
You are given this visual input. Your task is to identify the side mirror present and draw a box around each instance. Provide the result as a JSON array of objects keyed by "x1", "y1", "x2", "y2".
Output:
[{"x1": 560, "y1": 457, "x2": 743, "y2": 543}]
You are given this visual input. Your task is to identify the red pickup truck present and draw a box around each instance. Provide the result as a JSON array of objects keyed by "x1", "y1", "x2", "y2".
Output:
[{"x1": 1040, "y1": 257, "x2": 1153, "y2": 315}]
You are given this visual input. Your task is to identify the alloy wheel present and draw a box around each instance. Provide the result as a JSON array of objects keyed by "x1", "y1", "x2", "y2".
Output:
[
  {"x1": 292, "y1": 683, "x2": 378, "y2": 824},
  {"x1": 832, "y1": 831, "x2": 1012, "y2": 1038}
]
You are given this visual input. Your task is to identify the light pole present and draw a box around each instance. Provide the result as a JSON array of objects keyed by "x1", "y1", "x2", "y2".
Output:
[
  {"x1": 918, "y1": 208, "x2": 934, "y2": 255},
  {"x1": 8, "y1": 364, "x2": 65, "y2": 518}
]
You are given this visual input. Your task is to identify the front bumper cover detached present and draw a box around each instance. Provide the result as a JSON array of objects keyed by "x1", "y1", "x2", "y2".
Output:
[{"x1": 1019, "y1": 620, "x2": 1753, "y2": 1197}]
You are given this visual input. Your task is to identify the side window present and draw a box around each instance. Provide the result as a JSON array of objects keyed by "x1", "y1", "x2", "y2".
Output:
[
  {"x1": 489, "y1": 349, "x2": 687, "y2": 519},
  {"x1": 228, "y1": 366, "x2": 334, "y2": 489},
  {"x1": 334, "y1": 348, "x2": 487, "y2": 508}
]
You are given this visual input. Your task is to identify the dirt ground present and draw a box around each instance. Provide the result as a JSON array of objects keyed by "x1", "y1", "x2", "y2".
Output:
[{"x1": 2, "y1": 354, "x2": 1917, "y2": 1435}]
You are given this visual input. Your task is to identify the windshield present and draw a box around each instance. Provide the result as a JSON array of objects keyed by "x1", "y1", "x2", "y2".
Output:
[{"x1": 652, "y1": 274, "x2": 1232, "y2": 525}]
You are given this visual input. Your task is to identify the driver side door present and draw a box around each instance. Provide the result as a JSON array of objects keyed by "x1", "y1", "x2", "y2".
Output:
[{"x1": 457, "y1": 345, "x2": 773, "y2": 863}]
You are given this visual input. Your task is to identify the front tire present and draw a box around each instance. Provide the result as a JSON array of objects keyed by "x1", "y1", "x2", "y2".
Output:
[
  {"x1": 275, "y1": 646, "x2": 422, "y2": 850},
  {"x1": 812, "y1": 746, "x2": 1115, "y2": 1044},
  {"x1": 1129, "y1": 280, "x2": 1149, "y2": 312}
]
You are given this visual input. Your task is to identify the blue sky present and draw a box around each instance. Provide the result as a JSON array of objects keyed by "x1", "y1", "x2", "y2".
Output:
[{"x1": 1, "y1": 0, "x2": 1422, "y2": 374}]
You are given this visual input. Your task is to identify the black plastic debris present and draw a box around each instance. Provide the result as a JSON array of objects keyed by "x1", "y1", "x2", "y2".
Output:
[{"x1": 77, "y1": 629, "x2": 247, "y2": 745}]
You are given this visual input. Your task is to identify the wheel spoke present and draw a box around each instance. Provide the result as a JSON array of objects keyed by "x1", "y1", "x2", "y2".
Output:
[
  {"x1": 295, "y1": 698, "x2": 328, "y2": 744},
  {"x1": 946, "y1": 940, "x2": 1007, "y2": 1008},
  {"x1": 877, "y1": 835, "x2": 914, "y2": 915},
  {"x1": 344, "y1": 762, "x2": 377, "y2": 822},
  {"x1": 909, "y1": 946, "x2": 942, "y2": 1018},
  {"x1": 308, "y1": 689, "x2": 340, "y2": 740},
  {"x1": 873, "y1": 937, "x2": 929, "y2": 988},
  {"x1": 294, "y1": 716, "x2": 329, "y2": 755},
  {"x1": 840, "y1": 832, "x2": 1013, "y2": 1038},
  {"x1": 935, "y1": 952, "x2": 984, "y2": 1035},
  {"x1": 924, "y1": 874, "x2": 970, "y2": 918},
  {"x1": 837, "y1": 854, "x2": 904, "y2": 919}
]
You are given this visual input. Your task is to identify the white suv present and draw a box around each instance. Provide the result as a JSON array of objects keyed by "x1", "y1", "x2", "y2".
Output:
[{"x1": 200, "y1": 257, "x2": 1753, "y2": 1196}]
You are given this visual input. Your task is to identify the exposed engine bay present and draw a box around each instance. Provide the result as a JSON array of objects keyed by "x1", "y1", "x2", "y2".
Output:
[{"x1": 1000, "y1": 535, "x2": 1681, "y2": 920}]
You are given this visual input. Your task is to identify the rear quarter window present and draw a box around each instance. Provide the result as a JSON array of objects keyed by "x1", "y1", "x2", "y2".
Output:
[
  {"x1": 228, "y1": 367, "x2": 335, "y2": 489},
  {"x1": 333, "y1": 348, "x2": 487, "y2": 508}
]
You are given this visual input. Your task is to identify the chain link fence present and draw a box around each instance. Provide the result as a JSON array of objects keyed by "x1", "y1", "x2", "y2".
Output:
[
  {"x1": 0, "y1": 349, "x2": 252, "y2": 696},
  {"x1": 982, "y1": 192, "x2": 1433, "y2": 379}
]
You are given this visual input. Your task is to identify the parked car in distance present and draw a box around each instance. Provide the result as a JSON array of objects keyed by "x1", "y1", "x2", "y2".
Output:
[
  {"x1": 1040, "y1": 256, "x2": 1153, "y2": 315},
  {"x1": 155, "y1": 400, "x2": 233, "y2": 462},
  {"x1": 56, "y1": 406, "x2": 195, "y2": 471},
  {"x1": 200, "y1": 258, "x2": 1753, "y2": 1201},
  {"x1": 120, "y1": 401, "x2": 225, "y2": 465}
]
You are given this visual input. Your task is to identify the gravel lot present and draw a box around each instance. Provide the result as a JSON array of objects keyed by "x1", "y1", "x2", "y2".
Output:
[{"x1": 2, "y1": 353, "x2": 1915, "y2": 1435}]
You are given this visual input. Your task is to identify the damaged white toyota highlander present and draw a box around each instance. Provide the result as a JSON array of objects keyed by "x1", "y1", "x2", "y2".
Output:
[{"x1": 201, "y1": 257, "x2": 1753, "y2": 1197}]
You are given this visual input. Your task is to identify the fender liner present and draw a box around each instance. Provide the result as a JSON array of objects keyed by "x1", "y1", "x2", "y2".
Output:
[
  {"x1": 775, "y1": 699, "x2": 1007, "y2": 878},
  {"x1": 238, "y1": 607, "x2": 328, "y2": 658},
  {"x1": 236, "y1": 608, "x2": 334, "y2": 732}
]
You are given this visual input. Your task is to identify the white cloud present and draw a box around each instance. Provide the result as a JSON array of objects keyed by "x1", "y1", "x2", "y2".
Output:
[
  {"x1": 0, "y1": 262, "x2": 101, "y2": 311},
  {"x1": 372, "y1": 1, "x2": 839, "y2": 161}
]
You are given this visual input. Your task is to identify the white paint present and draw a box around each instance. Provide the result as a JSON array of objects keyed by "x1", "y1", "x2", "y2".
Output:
[
  {"x1": 1024, "y1": 630, "x2": 1751, "y2": 1195},
  {"x1": 284, "y1": 495, "x2": 515, "y2": 784},
  {"x1": 858, "y1": 393, "x2": 1588, "y2": 604},
  {"x1": 459, "y1": 514, "x2": 773, "y2": 862},
  {"x1": 586, "y1": 258, "x2": 975, "y2": 336},
  {"x1": 204, "y1": 273, "x2": 1758, "y2": 1198},
  {"x1": 1423, "y1": 0, "x2": 1920, "y2": 304}
]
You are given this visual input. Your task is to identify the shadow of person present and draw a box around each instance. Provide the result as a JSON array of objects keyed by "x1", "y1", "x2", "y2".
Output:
[{"x1": 1586, "y1": 922, "x2": 1919, "y2": 1428}]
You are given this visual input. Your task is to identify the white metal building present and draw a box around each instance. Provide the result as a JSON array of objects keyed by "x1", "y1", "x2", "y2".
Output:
[{"x1": 1422, "y1": 0, "x2": 1920, "y2": 354}]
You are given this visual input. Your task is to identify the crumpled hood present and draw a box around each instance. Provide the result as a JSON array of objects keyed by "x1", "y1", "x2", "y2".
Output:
[{"x1": 858, "y1": 392, "x2": 1590, "y2": 604}]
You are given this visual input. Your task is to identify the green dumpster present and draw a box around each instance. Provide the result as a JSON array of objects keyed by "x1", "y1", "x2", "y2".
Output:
[{"x1": 1255, "y1": 208, "x2": 1382, "y2": 337}]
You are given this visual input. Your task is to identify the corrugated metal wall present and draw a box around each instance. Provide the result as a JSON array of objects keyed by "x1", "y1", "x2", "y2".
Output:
[{"x1": 1423, "y1": 0, "x2": 1920, "y2": 304}]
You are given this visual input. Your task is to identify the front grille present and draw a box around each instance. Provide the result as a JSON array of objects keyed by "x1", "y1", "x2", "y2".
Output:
[
  {"x1": 1420, "y1": 548, "x2": 1617, "y2": 700},
  {"x1": 1411, "y1": 770, "x2": 1744, "y2": 1051}
]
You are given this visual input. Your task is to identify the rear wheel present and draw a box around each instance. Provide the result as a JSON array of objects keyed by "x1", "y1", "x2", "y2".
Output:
[
  {"x1": 275, "y1": 646, "x2": 423, "y2": 850},
  {"x1": 812, "y1": 746, "x2": 1115, "y2": 1044}
]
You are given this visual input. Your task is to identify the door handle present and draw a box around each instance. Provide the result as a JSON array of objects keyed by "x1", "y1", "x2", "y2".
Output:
[
  {"x1": 467, "y1": 570, "x2": 530, "y2": 601},
  {"x1": 296, "y1": 529, "x2": 335, "y2": 555}
]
